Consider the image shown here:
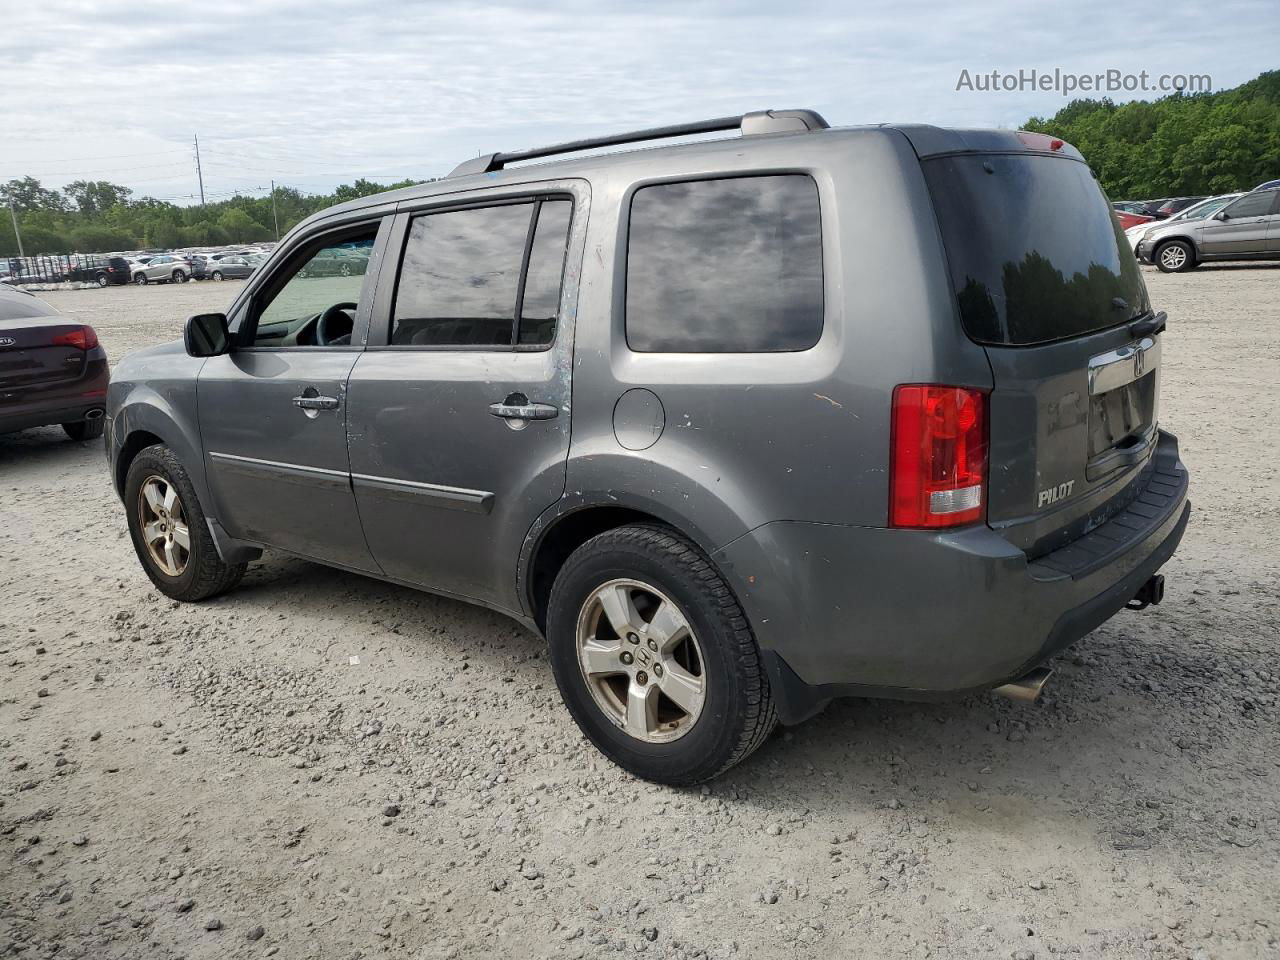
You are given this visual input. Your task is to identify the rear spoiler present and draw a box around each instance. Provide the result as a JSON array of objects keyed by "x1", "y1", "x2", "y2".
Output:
[{"x1": 891, "y1": 125, "x2": 1085, "y2": 162}]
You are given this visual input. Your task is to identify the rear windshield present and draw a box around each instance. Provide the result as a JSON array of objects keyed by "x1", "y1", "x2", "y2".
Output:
[{"x1": 923, "y1": 154, "x2": 1148, "y2": 346}]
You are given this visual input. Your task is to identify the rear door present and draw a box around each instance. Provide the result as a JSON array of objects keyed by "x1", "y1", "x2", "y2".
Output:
[
  {"x1": 923, "y1": 151, "x2": 1161, "y2": 554},
  {"x1": 198, "y1": 217, "x2": 390, "y2": 570},
  {"x1": 1199, "y1": 189, "x2": 1279, "y2": 255},
  {"x1": 345, "y1": 184, "x2": 584, "y2": 608}
]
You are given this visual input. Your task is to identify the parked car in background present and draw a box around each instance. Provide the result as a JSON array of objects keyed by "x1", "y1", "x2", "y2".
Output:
[
  {"x1": 206, "y1": 256, "x2": 255, "y2": 281},
  {"x1": 1112, "y1": 201, "x2": 1148, "y2": 215},
  {"x1": 132, "y1": 255, "x2": 192, "y2": 284},
  {"x1": 1253, "y1": 178, "x2": 1280, "y2": 190},
  {"x1": 71, "y1": 256, "x2": 133, "y2": 286},
  {"x1": 1136, "y1": 187, "x2": 1280, "y2": 271},
  {"x1": 1124, "y1": 193, "x2": 1242, "y2": 251},
  {"x1": 106, "y1": 114, "x2": 1188, "y2": 784},
  {"x1": 1154, "y1": 196, "x2": 1208, "y2": 219},
  {"x1": 296, "y1": 243, "x2": 369, "y2": 278},
  {"x1": 0, "y1": 285, "x2": 108, "y2": 440},
  {"x1": 1115, "y1": 210, "x2": 1155, "y2": 231}
]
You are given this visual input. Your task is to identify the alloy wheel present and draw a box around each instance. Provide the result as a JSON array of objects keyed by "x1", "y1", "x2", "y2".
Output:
[
  {"x1": 1160, "y1": 245, "x2": 1187, "y2": 270},
  {"x1": 138, "y1": 475, "x2": 190, "y2": 577},
  {"x1": 575, "y1": 579, "x2": 706, "y2": 743}
]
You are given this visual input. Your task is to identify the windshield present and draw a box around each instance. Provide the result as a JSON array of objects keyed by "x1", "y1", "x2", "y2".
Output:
[
  {"x1": 1169, "y1": 194, "x2": 1238, "y2": 222},
  {"x1": 923, "y1": 153, "x2": 1149, "y2": 346}
]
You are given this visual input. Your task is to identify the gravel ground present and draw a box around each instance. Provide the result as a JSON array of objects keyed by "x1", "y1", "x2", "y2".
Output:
[{"x1": 2, "y1": 267, "x2": 1278, "y2": 960}]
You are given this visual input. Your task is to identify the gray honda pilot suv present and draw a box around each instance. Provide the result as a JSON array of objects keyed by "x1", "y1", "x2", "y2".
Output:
[{"x1": 105, "y1": 110, "x2": 1190, "y2": 784}]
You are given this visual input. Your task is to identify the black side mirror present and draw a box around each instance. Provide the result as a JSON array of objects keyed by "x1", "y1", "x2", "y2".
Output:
[{"x1": 185, "y1": 312, "x2": 230, "y2": 357}]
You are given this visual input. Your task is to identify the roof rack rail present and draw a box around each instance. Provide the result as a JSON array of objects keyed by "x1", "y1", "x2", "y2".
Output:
[{"x1": 447, "y1": 109, "x2": 829, "y2": 179}]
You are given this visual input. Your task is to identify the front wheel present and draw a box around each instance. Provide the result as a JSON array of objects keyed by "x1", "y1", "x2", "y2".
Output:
[
  {"x1": 1155, "y1": 240, "x2": 1197, "y2": 273},
  {"x1": 546, "y1": 524, "x2": 776, "y2": 785},
  {"x1": 124, "y1": 445, "x2": 246, "y2": 601}
]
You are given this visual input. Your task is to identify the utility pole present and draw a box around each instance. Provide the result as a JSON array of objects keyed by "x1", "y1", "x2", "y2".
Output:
[
  {"x1": 270, "y1": 180, "x2": 280, "y2": 240},
  {"x1": 194, "y1": 134, "x2": 206, "y2": 206},
  {"x1": 7, "y1": 199, "x2": 24, "y2": 259}
]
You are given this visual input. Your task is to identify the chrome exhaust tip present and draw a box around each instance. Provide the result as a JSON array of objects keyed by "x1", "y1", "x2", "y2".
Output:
[
  {"x1": 84, "y1": 408, "x2": 105, "y2": 420},
  {"x1": 992, "y1": 666, "x2": 1053, "y2": 703}
]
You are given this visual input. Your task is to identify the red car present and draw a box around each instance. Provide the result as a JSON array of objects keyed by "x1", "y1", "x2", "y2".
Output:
[
  {"x1": 0, "y1": 286, "x2": 108, "y2": 440},
  {"x1": 1115, "y1": 210, "x2": 1155, "y2": 231}
]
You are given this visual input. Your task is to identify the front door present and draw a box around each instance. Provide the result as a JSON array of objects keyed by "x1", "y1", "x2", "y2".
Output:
[
  {"x1": 198, "y1": 217, "x2": 389, "y2": 572},
  {"x1": 1199, "y1": 190, "x2": 1279, "y2": 256},
  {"x1": 345, "y1": 188, "x2": 584, "y2": 608}
]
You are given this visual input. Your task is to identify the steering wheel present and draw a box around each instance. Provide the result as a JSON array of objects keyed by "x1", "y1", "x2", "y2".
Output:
[{"x1": 315, "y1": 302, "x2": 357, "y2": 346}]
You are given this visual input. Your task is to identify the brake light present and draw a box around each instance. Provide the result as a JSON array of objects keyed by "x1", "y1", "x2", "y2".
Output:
[
  {"x1": 51, "y1": 325, "x2": 99, "y2": 351},
  {"x1": 889, "y1": 385, "x2": 988, "y2": 528}
]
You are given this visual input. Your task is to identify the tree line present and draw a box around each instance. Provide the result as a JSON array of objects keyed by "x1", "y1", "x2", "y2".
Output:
[
  {"x1": 4, "y1": 69, "x2": 1277, "y2": 256},
  {"x1": 1022, "y1": 69, "x2": 1280, "y2": 199},
  {"x1": 0, "y1": 177, "x2": 420, "y2": 257}
]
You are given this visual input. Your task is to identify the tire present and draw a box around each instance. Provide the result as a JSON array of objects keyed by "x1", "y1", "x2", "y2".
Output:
[
  {"x1": 95, "y1": 273, "x2": 109, "y2": 288},
  {"x1": 134, "y1": 273, "x2": 148, "y2": 285},
  {"x1": 339, "y1": 263, "x2": 352, "y2": 277},
  {"x1": 124, "y1": 444, "x2": 246, "y2": 602},
  {"x1": 546, "y1": 524, "x2": 776, "y2": 785},
  {"x1": 211, "y1": 271, "x2": 224, "y2": 281},
  {"x1": 62, "y1": 418, "x2": 104, "y2": 441},
  {"x1": 171, "y1": 270, "x2": 187, "y2": 283},
  {"x1": 1155, "y1": 240, "x2": 1197, "y2": 273}
]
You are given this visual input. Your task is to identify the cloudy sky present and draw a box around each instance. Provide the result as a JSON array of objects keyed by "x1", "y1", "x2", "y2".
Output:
[{"x1": 2, "y1": 0, "x2": 1275, "y2": 204}]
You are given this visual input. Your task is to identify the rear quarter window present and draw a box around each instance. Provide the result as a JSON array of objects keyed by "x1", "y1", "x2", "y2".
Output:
[{"x1": 625, "y1": 175, "x2": 823, "y2": 353}]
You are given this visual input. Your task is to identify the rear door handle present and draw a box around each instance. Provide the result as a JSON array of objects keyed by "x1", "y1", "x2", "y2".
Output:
[
  {"x1": 489, "y1": 395, "x2": 558, "y2": 421},
  {"x1": 293, "y1": 395, "x2": 340, "y2": 410}
]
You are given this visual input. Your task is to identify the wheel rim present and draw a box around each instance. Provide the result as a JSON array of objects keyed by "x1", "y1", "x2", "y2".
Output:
[
  {"x1": 212, "y1": 272, "x2": 222, "y2": 281},
  {"x1": 1160, "y1": 246, "x2": 1186, "y2": 269},
  {"x1": 576, "y1": 578, "x2": 706, "y2": 743},
  {"x1": 137, "y1": 475, "x2": 190, "y2": 577}
]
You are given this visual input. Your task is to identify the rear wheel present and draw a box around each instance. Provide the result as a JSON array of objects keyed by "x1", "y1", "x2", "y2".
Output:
[
  {"x1": 171, "y1": 269, "x2": 187, "y2": 283},
  {"x1": 134, "y1": 273, "x2": 148, "y2": 284},
  {"x1": 124, "y1": 445, "x2": 245, "y2": 601},
  {"x1": 95, "y1": 273, "x2": 109, "y2": 288},
  {"x1": 1155, "y1": 240, "x2": 1197, "y2": 273},
  {"x1": 63, "y1": 418, "x2": 104, "y2": 441},
  {"x1": 546, "y1": 524, "x2": 776, "y2": 784},
  {"x1": 211, "y1": 270, "x2": 224, "y2": 281}
]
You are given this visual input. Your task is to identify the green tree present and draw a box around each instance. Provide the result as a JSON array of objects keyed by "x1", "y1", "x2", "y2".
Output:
[
  {"x1": 63, "y1": 180, "x2": 134, "y2": 216},
  {"x1": 0, "y1": 176, "x2": 68, "y2": 213},
  {"x1": 69, "y1": 224, "x2": 136, "y2": 252},
  {"x1": 216, "y1": 208, "x2": 268, "y2": 243},
  {"x1": 1024, "y1": 70, "x2": 1280, "y2": 198}
]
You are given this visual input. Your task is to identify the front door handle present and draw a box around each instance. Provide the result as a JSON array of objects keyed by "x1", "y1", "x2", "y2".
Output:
[
  {"x1": 489, "y1": 393, "x2": 558, "y2": 421},
  {"x1": 292, "y1": 394, "x2": 340, "y2": 411}
]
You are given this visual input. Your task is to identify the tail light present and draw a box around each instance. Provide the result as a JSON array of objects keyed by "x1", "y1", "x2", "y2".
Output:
[
  {"x1": 51, "y1": 325, "x2": 100, "y2": 351},
  {"x1": 889, "y1": 384, "x2": 988, "y2": 528}
]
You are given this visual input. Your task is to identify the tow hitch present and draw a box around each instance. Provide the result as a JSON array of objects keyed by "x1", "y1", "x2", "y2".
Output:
[{"x1": 1126, "y1": 574, "x2": 1165, "y2": 611}]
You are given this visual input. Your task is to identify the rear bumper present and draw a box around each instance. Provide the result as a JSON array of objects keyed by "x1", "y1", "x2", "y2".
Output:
[
  {"x1": 0, "y1": 354, "x2": 109, "y2": 434},
  {"x1": 715, "y1": 430, "x2": 1190, "y2": 724}
]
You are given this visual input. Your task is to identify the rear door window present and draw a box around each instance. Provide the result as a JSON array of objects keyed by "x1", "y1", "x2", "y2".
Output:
[
  {"x1": 390, "y1": 197, "x2": 572, "y2": 348},
  {"x1": 923, "y1": 154, "x2": 1149, "y2": 346},
  {"x1": 625, "y1": 175, "x2": 823, "y2": 353}
]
